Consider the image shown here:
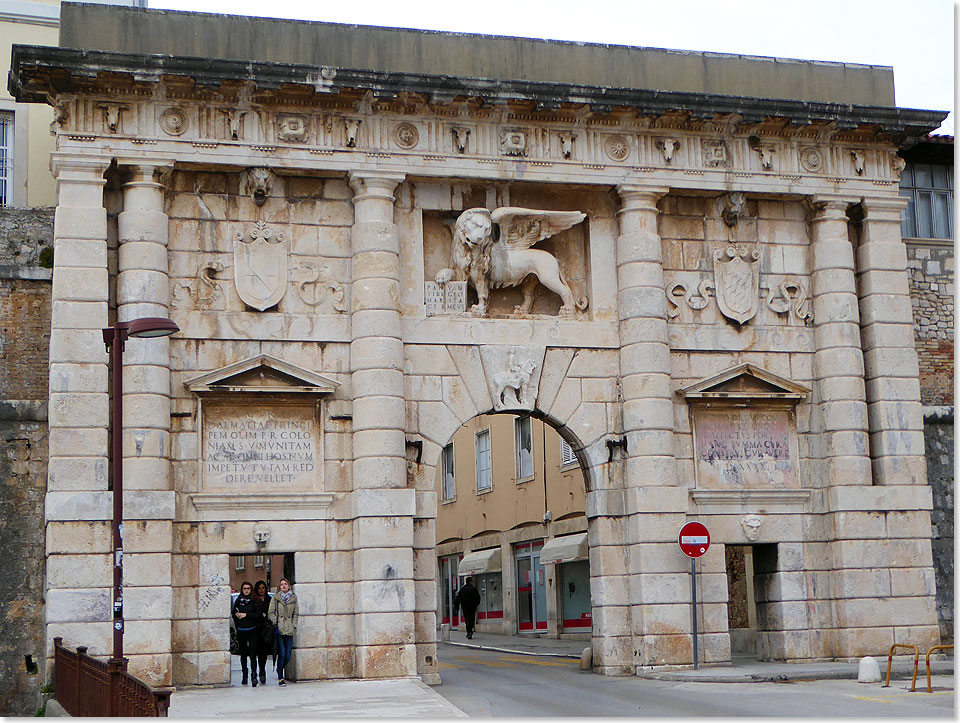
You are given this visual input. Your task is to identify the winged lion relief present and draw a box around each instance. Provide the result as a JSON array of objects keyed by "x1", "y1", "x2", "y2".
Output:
[{"x1": 434, "y1": 207, "x2": 588, "y2": 318}]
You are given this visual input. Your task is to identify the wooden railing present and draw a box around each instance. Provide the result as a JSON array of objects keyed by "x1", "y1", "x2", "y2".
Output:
[{"x1": 53, "y1": 637, "x2": 173, "y2": 717}]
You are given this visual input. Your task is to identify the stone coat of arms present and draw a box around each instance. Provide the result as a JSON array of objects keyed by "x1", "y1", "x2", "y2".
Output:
[
  {"x1": 234, "y1": 221, "x2": 288, "y2": 311},
  {"x1": 713, "y1": 245, "x2": 760, "y2": 324}
]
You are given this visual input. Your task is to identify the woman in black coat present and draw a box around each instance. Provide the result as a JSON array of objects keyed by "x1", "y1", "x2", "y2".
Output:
[
  {"x1": 231, "y1": 581, "x2": 262, "y2": 686},
  {"x1": 252, "y1": 580, "x2": 273, "y2": 685}
]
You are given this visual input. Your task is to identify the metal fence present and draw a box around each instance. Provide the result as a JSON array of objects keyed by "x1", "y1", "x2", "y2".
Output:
[{"x1": 53, "y1": 637, "x2": 173, "y2": 717}]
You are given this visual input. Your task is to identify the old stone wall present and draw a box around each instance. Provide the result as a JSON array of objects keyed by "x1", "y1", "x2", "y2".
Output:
[
  {"x1": 925, "y1": 410, "x2": 954, "y2": 643},
  {"x1": 0, "y1": 207, "x2": 53, "y2": 716},
  {"x1": 907, "y1": 242, "x2": 953, "y2": 406}
]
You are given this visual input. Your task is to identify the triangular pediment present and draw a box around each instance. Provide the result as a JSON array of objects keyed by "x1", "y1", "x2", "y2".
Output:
[
  {"x1": 185, "y1": 354, "x2": 339, "y2": 394},
  {"x1": 679, "y1": 363, "x2": 809, "y2": 400}
]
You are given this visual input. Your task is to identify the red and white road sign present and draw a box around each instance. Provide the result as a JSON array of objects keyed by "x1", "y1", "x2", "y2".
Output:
[{"x1": 678, "y1": 521, "x2": 710, "y2": 558}]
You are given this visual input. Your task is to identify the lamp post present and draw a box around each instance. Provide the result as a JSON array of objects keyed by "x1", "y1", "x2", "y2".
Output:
[{"x1": 102, "y1": 317, "x2": 179, "y2": 661}]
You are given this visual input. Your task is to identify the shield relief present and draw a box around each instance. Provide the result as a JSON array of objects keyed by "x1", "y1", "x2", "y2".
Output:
[
  {"x1": 713, "y1": 245, "x2": 760, "y2": 324},
  {"x1": 234, "y1": 221, "x2": 288, "y2": 311}
]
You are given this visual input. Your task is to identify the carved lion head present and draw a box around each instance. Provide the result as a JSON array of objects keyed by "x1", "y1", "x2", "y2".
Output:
[{"x1": 454, "y1": 208, "x2": 493, "y2": 248}]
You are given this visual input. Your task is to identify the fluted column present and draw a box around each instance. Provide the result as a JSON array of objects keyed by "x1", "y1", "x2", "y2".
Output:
[
  {"x1": 44, "y1": 153, "x2": 112, "y2": 671},
  {"x1": 858, "y1": 197, "x2": 927, "y2": 485},
  {"x1": 115, "y1": 162, "x2": 175, "y2": 685},
  {"x1": 347, "y1": 172, "x2": 418, "y2": 678},
  {"x1": 808, "y1": 196, "x2": 871, "y2": 486},
  {"x1": 616, "y1": 185, "x2": 691, "y2": 670}
]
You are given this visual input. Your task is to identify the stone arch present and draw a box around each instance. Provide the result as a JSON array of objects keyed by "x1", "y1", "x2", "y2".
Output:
[{"x1": 403, "y1": 341, "x2": 634, "y2": 676}]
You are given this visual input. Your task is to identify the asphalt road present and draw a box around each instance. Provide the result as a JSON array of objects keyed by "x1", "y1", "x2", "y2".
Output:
[{"x1": 434, "y1": 643, "x2": 955, "y2": 717}]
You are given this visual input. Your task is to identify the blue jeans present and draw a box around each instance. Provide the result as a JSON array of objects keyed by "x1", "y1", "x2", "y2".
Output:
[{"x1": 276, "y1": 633, "x2": 293, "y2": 680}]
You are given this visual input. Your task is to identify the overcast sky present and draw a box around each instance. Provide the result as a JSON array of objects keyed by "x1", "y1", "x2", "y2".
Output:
[{"x1": 147, "y1": 0, "x2": 954, "y2": 134}]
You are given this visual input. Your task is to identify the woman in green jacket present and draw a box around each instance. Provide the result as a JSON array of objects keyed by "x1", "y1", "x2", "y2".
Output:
[{"x1": 268, "y1": 578, "x2": 298, "y2": 686}]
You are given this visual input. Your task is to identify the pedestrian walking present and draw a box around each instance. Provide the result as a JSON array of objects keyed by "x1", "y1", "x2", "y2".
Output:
[
  {"x1": 454, "y1": 576, "x2": 481, "y2": 639},
  {"x1": 268, "y1": 578, "x2": 298, "y2": 686},
  {"x1": 231, "y1": 581, "x2": 262, "y2": 687},
  {"x1": 253, "y1": 580, "x2": 272, "y2": 685}
]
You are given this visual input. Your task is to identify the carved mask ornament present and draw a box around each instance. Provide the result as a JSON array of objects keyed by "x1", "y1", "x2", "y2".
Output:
[{"x1": 740, "y1": 515, "x2": 762, "y2": 541}]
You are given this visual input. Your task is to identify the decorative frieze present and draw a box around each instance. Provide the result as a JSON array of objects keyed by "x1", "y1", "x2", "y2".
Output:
[{"x1": 49, "y1": 96, "x2": 905, "y2": 187}]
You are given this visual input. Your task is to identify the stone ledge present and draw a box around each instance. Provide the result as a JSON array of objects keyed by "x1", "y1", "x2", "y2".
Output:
[
  {"x1": 0, "y1": 265, "x2": 52, "y2": 280},
  {"x1": 923, "y1": 405, "x2": 953, "y2": 423},
  {"x1": 691, "y1": 489, "x2": 812, "y2": 514},
  {"x1": 0, "y1": 399, "x2": 47, "y2": 422},
  {"x1": 187, "y1": 492, "x2": 336, "y2": 521}
]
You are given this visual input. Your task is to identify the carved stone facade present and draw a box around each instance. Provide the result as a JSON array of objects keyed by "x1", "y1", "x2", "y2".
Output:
[{"x1": 10, "y1": 13, "x2": 947, "y2": 689}]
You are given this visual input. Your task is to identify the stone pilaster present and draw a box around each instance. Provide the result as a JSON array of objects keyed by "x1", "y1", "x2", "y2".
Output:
[
  {"x1": 808, "y1": 197, "x2": 871, "y2": 487},
  {"x1": 615, "y1": 185, "x2": 691, "y2": 670},
  {"x1": 347, "y1": 172, "x2": 418, "y2": 679},
  {"x1": 116, "y1": 162, "x2": 175, "y2": 685},
  {"x1": 44, "y1": 153, "x2": 113, "y2": 669},
  {"x1": 857, "y1": 197, "x2": 927, "y2": 486}
]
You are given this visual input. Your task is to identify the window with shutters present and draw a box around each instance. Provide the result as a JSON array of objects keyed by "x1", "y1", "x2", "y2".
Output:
[
  {"x1": 441, "y1": 443, "x2": 456, "y2": 500},
  {"x1": 515, "y1": 416, "x2": 533, "y2": 481},
  {"x1": 476, "y1": 429, "x2": 492, "y2": 492}
]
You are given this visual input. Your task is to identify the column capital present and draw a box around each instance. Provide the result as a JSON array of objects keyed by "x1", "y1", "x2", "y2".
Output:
[
  {"x1": 348, "y1": 172, "x2": 406, "y2": 202},
  {"x1": 859, "y1": 195, "x2": 909, "y2": 220},
  {"x1": 50, "y1": 152, "x2": 112, "y2": 182},
  {"x1": 116, "y1": 158, "x2": 175, "y2": 185},
  {"x1": 616, "y1": 184, "x2": 670, "y2": 210},
  {"x1": 806, "y1": 194, "x2": 857, "y2": 221}
]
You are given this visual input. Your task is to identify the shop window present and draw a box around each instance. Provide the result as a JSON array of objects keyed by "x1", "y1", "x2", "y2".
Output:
[
  {"x1": 475, "y1": 572, "x2": 503, "y2": 620},
  {"x1": 476, "y1": 429, "x2": 491, "y2": 492},
  {"x1": 900, "y1": 161, "x2": 953, "y2": 240},
  {"x1": 515, "y1": 416, "x2": 533, "y2": 480},
  {"x1": 441, "y1": 443, "x2": 456, "y2": 500}
]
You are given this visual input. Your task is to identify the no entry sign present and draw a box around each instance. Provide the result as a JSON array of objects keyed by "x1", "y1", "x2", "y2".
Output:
[{"x1": 678, "y1": 521, "x2": 710, "y2": 558}]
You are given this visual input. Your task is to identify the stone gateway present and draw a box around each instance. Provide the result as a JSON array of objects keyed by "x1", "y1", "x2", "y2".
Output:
[{"x1": 10, "y1": 4, "x2": 946, "y2": 690}]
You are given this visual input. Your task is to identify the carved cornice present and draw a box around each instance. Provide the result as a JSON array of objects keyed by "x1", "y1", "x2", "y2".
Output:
[{"x1": 11, "y1": 45, "x2": 946, "y2": 140}]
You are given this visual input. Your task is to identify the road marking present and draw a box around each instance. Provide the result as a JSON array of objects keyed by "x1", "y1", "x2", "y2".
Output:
[
  {"x1": 496, "y1": 656, "x2": 575, "y2": 667},
  {"x1": 451, "y1": 658, "x2": 519, "y2": 668}
]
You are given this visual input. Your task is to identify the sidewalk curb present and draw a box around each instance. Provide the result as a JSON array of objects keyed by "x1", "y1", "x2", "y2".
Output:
[
  {"x1": 446, "y1": 640, "x2": 581, "y2": 659},
  {"x1": 638, "y1": 662, "x2": 955, "y2": 684}
]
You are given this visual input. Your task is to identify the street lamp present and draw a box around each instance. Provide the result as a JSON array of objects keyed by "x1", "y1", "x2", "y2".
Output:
[{"x1": 102, "y1": 317, "x2": 179, "y2": 661}]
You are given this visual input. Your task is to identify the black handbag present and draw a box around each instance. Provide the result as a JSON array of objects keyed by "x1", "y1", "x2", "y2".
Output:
[
  {"x1": 262, "y1": 619, "x2": 276, "y2": 647},
  {"x1": 229, "y1": 624, "x2": 240, "y2": 656}
]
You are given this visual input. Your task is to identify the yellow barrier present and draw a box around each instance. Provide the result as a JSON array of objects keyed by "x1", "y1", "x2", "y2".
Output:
[
  {"x1": 882, "y1": 643, "x2": 919, "y2": 691},
  {"x1": 924, "y1": 644, "x2": 954, "y2": 693}
]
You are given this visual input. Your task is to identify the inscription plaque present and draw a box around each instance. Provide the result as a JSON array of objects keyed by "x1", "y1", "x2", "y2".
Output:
[
  {"x1": 424, "y1": 281, "x2": 467, "y2": 315},
  {"x1": 202, "y1": 404, "x2": 320, "y2": 492},
  {"x1": 692, "y1": 407, "x2": 799, "y2": 489}
]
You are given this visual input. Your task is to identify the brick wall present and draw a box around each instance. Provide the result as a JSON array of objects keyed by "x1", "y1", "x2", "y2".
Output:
[
  {"x1": 907, "y1": 242, "x2": 954, "y2": 406},
  {"x1": 0, "y1": 207, "x2": 53, "y2": 716}
]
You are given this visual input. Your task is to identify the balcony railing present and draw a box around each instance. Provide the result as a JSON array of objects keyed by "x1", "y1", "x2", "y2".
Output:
[{"x1": 53, "y1": 637, "x2": 173, "y2": 717}]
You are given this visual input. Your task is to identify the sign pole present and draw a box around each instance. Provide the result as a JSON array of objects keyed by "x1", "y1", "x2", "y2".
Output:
[
  {"x1": 691, "y1": 556, "x2": 698, "y2": 670},
  {"x1": 678, "y1": 520, "x2": 709, "y2": 672}
]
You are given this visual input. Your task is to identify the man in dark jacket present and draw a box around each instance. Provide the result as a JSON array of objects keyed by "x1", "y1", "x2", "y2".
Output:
[{"x1": 454, "y1": 577, "x2": 482, "y2": 639}]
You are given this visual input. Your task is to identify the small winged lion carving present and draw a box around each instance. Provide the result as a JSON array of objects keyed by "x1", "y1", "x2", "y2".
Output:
[{"x1": 435, "y1": 207, "x2": 588, "y2": 317}]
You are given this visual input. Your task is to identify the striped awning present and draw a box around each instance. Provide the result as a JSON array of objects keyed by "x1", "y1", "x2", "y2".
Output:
[
  {"x1": 539, "y1": 533, "x2": 589, "y2": 565},
  {"x1": 458, "y1": 548, "x2": 502, "y2": 575}
]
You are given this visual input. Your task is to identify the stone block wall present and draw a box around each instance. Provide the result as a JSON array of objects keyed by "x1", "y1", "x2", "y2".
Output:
[
  {"x1": 925, "y1": 410, "x2": 953, "y2": 642},
  {"x1": 0, "y1": 207, "x2": 53, "y2": 716},
  {"x1": 907, "y1": 241, "x2": 953, "y2": 643},
  {"x1": 906, "y1": 242, "x2": 953, "y2": 406}
]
